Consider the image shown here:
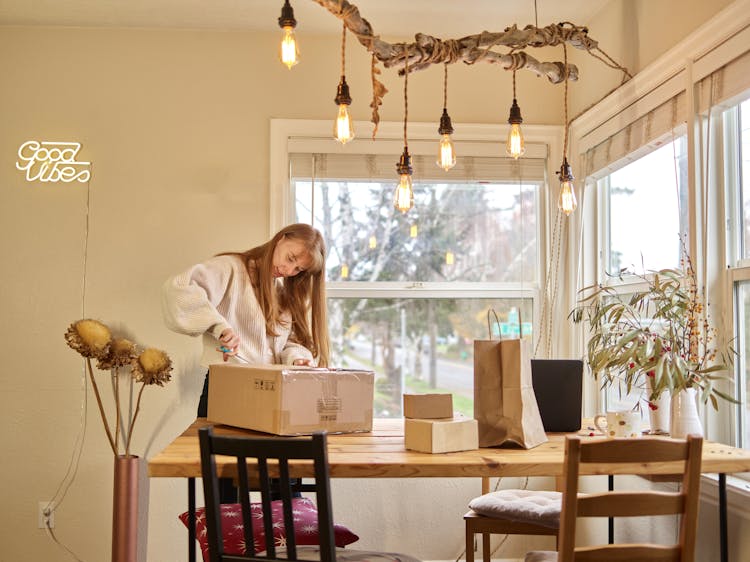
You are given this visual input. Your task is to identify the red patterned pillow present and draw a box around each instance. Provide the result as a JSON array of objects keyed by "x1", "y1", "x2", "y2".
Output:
[{"x1": 178, "y1": 497, "x2": 359, "y2": 561}]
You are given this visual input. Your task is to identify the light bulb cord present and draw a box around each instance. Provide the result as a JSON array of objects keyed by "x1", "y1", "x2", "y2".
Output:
[
  {"x1": 512, "y1": 68, "x2": 517, "y2": 100},
  {"x1": 341, "y1": 21, "x2": 346, "y2": 76},
  {"x1": 443, "y1": 63, "x2": 448, "y2": 110},
  {"x1": 403, "y1": 48, "x2": 409, "y2": 147},
  {"x1": 562, "y1": 42, "x2": 569, "y2": 159}
]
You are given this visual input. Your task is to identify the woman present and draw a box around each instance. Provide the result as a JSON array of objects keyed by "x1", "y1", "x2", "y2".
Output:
[{"x1": 162, "y1": 223, "x2": 330, "y2": 417}]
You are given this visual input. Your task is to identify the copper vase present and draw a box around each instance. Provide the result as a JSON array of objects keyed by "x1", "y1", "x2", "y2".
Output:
[{"x1": 112, "y1": 455, "x2": 139, "y2": 562}]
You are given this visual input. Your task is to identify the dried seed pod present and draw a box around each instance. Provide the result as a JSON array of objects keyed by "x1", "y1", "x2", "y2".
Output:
[{"x1": 65, "y1": 319, "x2": 112, "y2": 359}]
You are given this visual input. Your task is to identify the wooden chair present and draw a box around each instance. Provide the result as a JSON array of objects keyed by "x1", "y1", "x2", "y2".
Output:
[
  {"x1": 464, "y1": 485, "x2": 560, "y2": 562},
  {"x1": 199, "y1": 426, "x2": 422, "y2": 562},
  {"x1": 524, "y1": 434, "x2": 703, "y2": 562}
]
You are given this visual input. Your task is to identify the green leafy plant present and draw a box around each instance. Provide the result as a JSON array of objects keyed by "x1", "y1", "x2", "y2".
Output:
[{"x1": 570, "y1": 253, "x2": 736, "y2": 410}]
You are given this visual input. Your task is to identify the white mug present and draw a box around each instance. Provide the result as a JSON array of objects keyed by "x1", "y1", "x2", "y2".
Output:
[{"x1": 594, "y1": 410, "x2": 641, "y2": 438}]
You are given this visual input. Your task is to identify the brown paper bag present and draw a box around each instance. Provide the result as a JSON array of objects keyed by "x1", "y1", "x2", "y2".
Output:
[{"x1": 473, "y1": 312, "x2": 547, "y2": 449}]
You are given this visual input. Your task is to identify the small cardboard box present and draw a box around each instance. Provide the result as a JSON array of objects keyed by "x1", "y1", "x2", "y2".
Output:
[
  {"x1": 208, "y1": 363, "x2": 374, "y2": 435},
  {"x1": 403, "y1": 393, "x2": 453, "y2": 419},
  {"x1": 404, "y1": 415, "x2": 479, "y2": 453}
]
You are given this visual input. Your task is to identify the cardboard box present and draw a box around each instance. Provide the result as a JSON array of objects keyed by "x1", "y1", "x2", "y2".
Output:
[
  {"x1": 404, "y1": 415, "x2": 479, "y2": 453},
  {"x1": 208, "y1": 363, "x2": 374, "y2": 435},
  {"x1": 403, "y1": 393, "x2": 453, "y2": 419}
]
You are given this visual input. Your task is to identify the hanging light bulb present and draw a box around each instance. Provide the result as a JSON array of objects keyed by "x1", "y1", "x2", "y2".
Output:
[
  {"x1": 557, "y1": 43, "x2": 577, "y2": 217},
  {"x1": 410, "y1": 224, "x2": 418, "y2": 238},
  {"x1": 278, "y1": 0, "x2": 299, "y2": 69},
  {"x1": 341, "y1": 264, "x2": 349, "y2": 279},
  {"x1": 333, "y1": 79, "x2": 354, "y2": 144},
  {"x1": 436, "y1": 64, "x2": 456, "y2": 171},
  {"x1": 333, "y1": 23, "x2": 354, "y2": 144},
  {"x1": 506, "y1": 100, "x2": 525, "y2": 159},
  {"x1": 505, "y1": 71, "x2": 525, "y2": 159},
  {"x1": 394, "y1": 49, "x2": 414, "y2": 214},
  {"x1": 557, "y1": 157, "x2": 578, "y2": 216},
  {"x1": 394, "y1": 147, "x2": 414, "y2": 213},
  {"x1": 437, "y1": 110, "x2": 457, "y2": 171},
  {"x1": 369, "y1": 235, "x2": 377, "y2": 249},
  {"x1": 445, "y1": 250, "x2": 455, "y2": 265}
]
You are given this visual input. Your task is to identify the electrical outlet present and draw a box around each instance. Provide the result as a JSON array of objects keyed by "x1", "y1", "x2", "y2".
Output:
[{"x1": 38, "y1": 501, "x2": 54, "y2": 529}]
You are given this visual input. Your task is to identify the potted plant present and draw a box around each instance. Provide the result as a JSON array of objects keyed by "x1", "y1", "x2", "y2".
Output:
[{"x1": 570, "y1": 252, "x2": 736, "y2": 437}]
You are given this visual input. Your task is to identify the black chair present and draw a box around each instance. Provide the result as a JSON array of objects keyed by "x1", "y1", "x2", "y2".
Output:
[{"x1": 199, "y1": 426, "x2": 422, "y2": 562}]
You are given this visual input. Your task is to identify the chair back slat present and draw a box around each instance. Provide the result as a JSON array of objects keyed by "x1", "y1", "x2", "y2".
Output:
[
  {"x1": 575, "y1": 544, "x2": 681, "y2": 562},
  {"x1": 556, "y1": 434, "x2": 703, "y2": 562},
  {"x1": 577, "y1": 491, "x2": 684, "y2": 517},
  {"x1": 278, "y1": 459, "x2": 297, "y2": 558},
  {"x1": 235, "y1": 455, "x2": 256, "y2": 556},
  {"x1": 198, "y1": 427, "x2": 338, "y2": 562},
  {"x1": 257, "y1": 457, "x2": 277, "y2": 559},
  {"x1": 579, "y1": 438, "x2": 689, "y2": 464}
]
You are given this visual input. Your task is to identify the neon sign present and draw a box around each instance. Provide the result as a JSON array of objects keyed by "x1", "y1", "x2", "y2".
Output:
[{"x1": 16, "y1": 141, "x2": 91, "y2": 183}]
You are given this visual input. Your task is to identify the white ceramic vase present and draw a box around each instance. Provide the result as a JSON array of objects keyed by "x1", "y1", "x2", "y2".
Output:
[
  {"x1": 670, "y1": 387, "x2": 703, "y2": 439},
  {"x1": 645, "y1": 376, "x2": 671, "y2": 434}
]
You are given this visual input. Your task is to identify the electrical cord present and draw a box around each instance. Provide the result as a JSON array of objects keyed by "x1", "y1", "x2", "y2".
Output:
[{"x1": 41, "y1": 176, "x2": 92, "y2": 562}]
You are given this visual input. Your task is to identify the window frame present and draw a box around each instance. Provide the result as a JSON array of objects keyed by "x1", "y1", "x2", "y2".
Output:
[
  {"x1": 270, "y1": 119, "x2": 563, "y2": 409},
  {"x1": 726, "y1": 99, "x2": 750, "y2": 451},
  {"x1": 270, "y1": 119, "x2": 563, "y2": 300}
]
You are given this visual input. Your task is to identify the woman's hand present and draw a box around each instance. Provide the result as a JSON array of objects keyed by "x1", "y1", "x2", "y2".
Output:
[
  {"x1": 217, "y1": 328, "x2": 240, "y2": 362},
  {"x1": 292, "y1": 358, "x2": 312, "y2": 366}
]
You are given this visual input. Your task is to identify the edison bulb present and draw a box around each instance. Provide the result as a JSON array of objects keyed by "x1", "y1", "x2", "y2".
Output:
[
  {"x1": 437, "y1": 134, "x2": 456, "y2": 171},
  {"x1": 280, "y1": 26, "x2": 299, "y2": 69},
  {"x1": 558, "y1": 180, "x2": 578, "y2": 216},
  {"x1": 333, "y1": 104, "x2": 355, "y2": 144},
  {"x1": 394, "y1": 174, "x2": 414, "y2": 213},
  {"x1": 506, "y1": 123, "x2": 525, "y2": 159}
]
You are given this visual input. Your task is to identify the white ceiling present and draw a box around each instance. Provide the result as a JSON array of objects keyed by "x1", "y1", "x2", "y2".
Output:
[{"x1": 0, "y1": 0, "x2": 612, "y2": 38}]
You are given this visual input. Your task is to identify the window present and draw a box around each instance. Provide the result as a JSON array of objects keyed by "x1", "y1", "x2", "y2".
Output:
[
  {"x1": 729, "y1": 99, "x2": 750, "y2": 451},
  {"x1": 591, "y1": 136, "x2": 690, "y2": 414},
  {"x1": 280, "y1": 123, "x2": 553, "y2": 418},
  {"x1": 600, "y1": 137, "x2": 689, "y2": 277}
]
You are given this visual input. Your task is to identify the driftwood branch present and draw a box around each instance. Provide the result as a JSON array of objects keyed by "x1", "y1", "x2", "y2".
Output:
[{"x1": 309, "y1": 0, "x2": 631, "y2": 131}]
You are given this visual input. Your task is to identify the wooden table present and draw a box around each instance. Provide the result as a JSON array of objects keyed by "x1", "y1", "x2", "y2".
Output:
[{"x1": 149, "y1": 418, "x2": 750, "y2": 562}]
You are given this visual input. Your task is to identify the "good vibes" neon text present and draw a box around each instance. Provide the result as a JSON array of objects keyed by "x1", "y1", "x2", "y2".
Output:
[{"x1": 16, "y1": 141, "x2": 91, "y2": 183}]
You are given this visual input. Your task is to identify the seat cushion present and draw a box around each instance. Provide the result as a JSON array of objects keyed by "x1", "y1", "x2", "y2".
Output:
[
  {"x1": 468, "y1": 489, "x2": 561, "y2": 529},
  {"x1": 524, "y1": 550, "x2": 557, "y2": 562},
  {"x1": 178, "y1": 497, "x2": 359, "y2": 562}
]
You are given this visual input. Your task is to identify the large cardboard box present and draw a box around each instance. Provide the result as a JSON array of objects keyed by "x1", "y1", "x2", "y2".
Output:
[
  {"x1": 208, "y1": 363, "x2": 374, "y2": 435},
  {"x1": 403, "y1": 393, "x2": 453, "y2": 419},
  {"x1": 404, "y1": 415, "x2": 479, "y2": 453}
]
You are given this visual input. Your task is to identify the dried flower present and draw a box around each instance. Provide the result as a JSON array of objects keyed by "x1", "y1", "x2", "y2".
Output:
[
  {"x1": 65, "y1": 319, "x2": 174, "y2": 456},
  {"x1": 65, "y1": 319, "x2": 111, "y2": 359},
  {"x1": 97, "y1": 338, "x2": 137, "y2": 370},
  {"x1": 133, "y1": 348, "x2": 173, "y2": 386}
]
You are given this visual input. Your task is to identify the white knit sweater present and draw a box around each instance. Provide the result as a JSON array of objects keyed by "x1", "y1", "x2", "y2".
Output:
[{"x1": 161, "y1": 255, "x2": 313, "y2": 368}]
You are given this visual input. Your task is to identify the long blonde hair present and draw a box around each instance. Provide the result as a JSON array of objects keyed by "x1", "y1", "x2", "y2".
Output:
[{"x1": 222, "y1": 224, "x2": 329, "y2": 367}]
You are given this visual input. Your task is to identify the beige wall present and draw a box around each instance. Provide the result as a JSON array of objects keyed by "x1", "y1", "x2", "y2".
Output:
[
  {"x1": 0, "y1": 2, "x2": 746, "y2": 560},
  {"x1": 570, "y1": 0, "x2": 734, "y2": 116}
]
